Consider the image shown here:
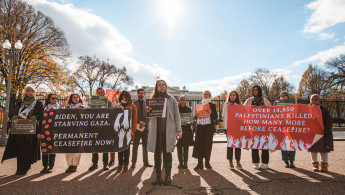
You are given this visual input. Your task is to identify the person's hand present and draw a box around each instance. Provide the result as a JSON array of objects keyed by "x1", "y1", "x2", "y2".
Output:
[
  {"x1": 195, "y1": 112, "x2": 199, "y2": 117},
  {"x1": 120, "y1": 105, "x2": 124, "y2": 111},
  {"x1": 207, "y1": 109, "x2": 211, "y2": 114},
  {"x1": 139, "y1": 121, "x2": 146, "y2": 127},
  {"x1": 262, "y1": 105, "x2": 267, "y2": 108},
  {"x1": 176, "y1": 131, "x2": 182, "y2": 139},
  {"x1": 48, "y1": 107, "x2": 56, "y2": 111},
  {"x1": 13, "y1": 119, "x2": 19, "y2": 123},
  {"x1": 37, "y1": 133, "x2": 41, "y2": 140},
  {"x1": 79, "y1": 105, "x2": 86, "y2": 109}
]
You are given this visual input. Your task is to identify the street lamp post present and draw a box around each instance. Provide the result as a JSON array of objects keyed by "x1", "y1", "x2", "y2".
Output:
[{"x1": 0, "y1": 39, "x2": 22, "y2": 146}]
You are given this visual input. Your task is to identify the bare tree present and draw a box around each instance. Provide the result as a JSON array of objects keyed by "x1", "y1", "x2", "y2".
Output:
[
  {"x1": 235, "y1": 79, "x2": 252, "y2": 101},
  {"x1": 326, "y1": 55, "x2": 345, "y2": 89},
  {"x1": 249, "y1": 68, "x2": 278, "y2": 100},
  {"x1": 268, "y1": 76, "x2": 294, "y2": 100}
]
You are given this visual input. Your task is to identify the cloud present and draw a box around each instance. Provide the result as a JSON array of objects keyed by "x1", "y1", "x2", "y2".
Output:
[
  {"x1": 289, "y1": 42, "x2": 345, "y2": 67},
  {"x1": 303, "y1": 0, "x2": 345, "y2": 34},
  {"x1": 188, "y1": 68, "x2": 291, "y2": 95},
  {"x1": 27, "y1": 0, "x2": 170, "y2": 85},
  {"x1": 318, "y1": 32, "x2": 335, "y2": 40}
]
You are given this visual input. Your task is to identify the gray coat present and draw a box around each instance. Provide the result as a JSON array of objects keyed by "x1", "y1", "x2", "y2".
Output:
[{"x1": 147, "y1": 96, "x2": 182, "y2": 153}]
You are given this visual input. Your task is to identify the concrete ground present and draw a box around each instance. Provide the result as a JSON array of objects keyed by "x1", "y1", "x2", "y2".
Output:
[{"x1": 1, "y1": 141, "x2": 345, "y2": 195}]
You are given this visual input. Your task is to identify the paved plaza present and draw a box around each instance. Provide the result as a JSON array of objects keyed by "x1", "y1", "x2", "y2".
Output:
[{"x1": 1, "y1": 140, "x2": 345, "y2": 194}]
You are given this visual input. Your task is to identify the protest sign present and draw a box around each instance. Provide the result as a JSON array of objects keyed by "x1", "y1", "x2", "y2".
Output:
[
  {"x1": 196, "y1": 104, "x2": 211, "y2": 125},
  {"x1": 11, "y1": 116, "x2": 36, "y2": 134},
  {"x1": 180, "y1": 113, "x2": 193, "y2": 125},
  {"x1": 226, "y1": 104, "x2": 323, "y2": 151},
  {"x1": 146, "y1": 98, "x2": 167, "y2": 118},
  {"x1": 274, "y1": 99, "x2": 297, "y2": 106},
  {"x1": 40, "y1": 108, "x2": 132, "y2": 154},
  {"x1": 106, "y1": 89, "x2": 121, "y2": 105},
  {"x1": 88, "y1": 96, "x2": 109, "y2": 108}
]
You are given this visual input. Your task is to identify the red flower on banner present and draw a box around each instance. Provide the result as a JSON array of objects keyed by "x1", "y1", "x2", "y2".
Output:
[
  {"x1": 41, "y1": 143, "x2": 46, "y2": 147},
  {"x1": 42, "y1": 120, "x2": 46, "y2": 124},
  {"x1": 50, "y1": 112, "x2": 54, "y2": 116},
  {"x1": 44, "y1": 113, "x2": 48, "y2": 117},
  {"x1": 47, "y1": 137, "x2": 51, "y2": 141},
  {"x1": 41, "y1": 135, "x2": 45, "y2": 139},
  {"x1": 48, "y1": 119, "x2": 52, "y2": 123},
  {"x1": 48, "y1": 145, "x2": 52, "y2": 149},
  {"x1": 42, "y1": 149, "x2": 47, "y2": 152},
  {"x1": 45, "y1": 124, "x2": 49, "y2": 129},
  {"x1": 45, "y1": 131, "x2": 50, "y2": 135}
]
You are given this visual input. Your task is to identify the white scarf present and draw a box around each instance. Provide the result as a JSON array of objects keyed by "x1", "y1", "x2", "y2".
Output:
[
  {"x1": 69, "y1": 102, "x2": 82, "y2": 109},
  {"x1": 44, "y1": 103, "x2": 61, "y2": 110},
  {"x1": 18, "y1": 100, "x2": 37, "y2": 119},
  {"x1": 201, "y1": 98, "x2": 211, "y2": 104}
]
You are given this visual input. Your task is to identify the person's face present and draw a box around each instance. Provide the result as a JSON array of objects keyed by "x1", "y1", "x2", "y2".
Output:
[
  {"x1": 26, "y1": 89, "x2": 35, "y2": 98},
  {"x1": 72, "y1": 95, "x2": 80, "y2": 104},
  {"x1": 230, "y1": 92, "x2": 237, "y2": 102},
  {"x1": 180, "y1": 98, "x2": 186, "y2": 107},
  {"x1": 280, "y1": 93, "x2": 288, "y2": 100},
  {"x1": 157, "y1": 81, "x2": 167, "y2": 93},
  {"x1": 203, "y1": 92, "x2": 211, "y2": 99},
  {"x1": 137, "y1": 91, "x2": 145, "y2": 100},
  {"x1": 310, "y1": 97, "x2": 320, "y2": 106},
  {"x1": 97, "y1": 89, "x2": 105, "y2": 96},
  {"x1": 253, "y1": 87, "x2": 259, "y2": 97},
  {"x1": 50, "y1": 95, "x2": 58, "y2": 104}
]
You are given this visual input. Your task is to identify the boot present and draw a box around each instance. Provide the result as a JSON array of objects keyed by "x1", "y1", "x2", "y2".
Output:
[
  {"x1": 194, "y1": 159, "x2": 204, "y2": 171},
  {"x1": 163, "y1": 168, "x2": 171, "y2": 186},
  {"x1": 40, "y1": 166, "x2": 48, "y2": 174},
  {"x1": 151, "y1": 168, "x2": 162, "y2": 185},
  {"x1": 312, "y1": 161, "x2": 319, "y2": 172},
  {"x1": 320, "y1": 162, "x2": 328, "y2": 172}
]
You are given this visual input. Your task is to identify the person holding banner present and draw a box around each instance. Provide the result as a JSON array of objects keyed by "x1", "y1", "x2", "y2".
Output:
[
  {"x1": 131, "y1": 88, "x2": 153, "y2": 169},
  {"x1": 147, "y1": 80, "x2": 182, "y2": 186},
  {"x1": 39, "y1": 94, "x2": 61, "y2": 174},
  {"x1": 193, "y1": 90, "x2": 218, "y2": 170},
  {"x1": 89, "y1": 88, "x2": 112, "y2": 171},
  {"x1": 2, "y1": 86, "x2": 44, "y2": 175},
  {"x1": 223, "y1": 91, "x2": 242, "y2": 170},
  {"x1": 64, "y1": 93, "x2": 85, "y2": 173},
  {"x1": 244, "y1": 85, "x2": 271, "y2": 170},
  {"x1": 177, "y1": 96, "x2": 194, "y2": 169},
  {"x1": 308, "y1": 94, "x2": 333, "y2": 172},
  {"x1": 279, "y1": 91, "x2": 296, "y2": 168},
  {"x1": 116, "y1": 90, "x2": 137, "y2": 172}
]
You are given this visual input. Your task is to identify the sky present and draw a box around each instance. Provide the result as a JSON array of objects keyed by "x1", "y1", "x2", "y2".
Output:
[{"x1": 26, "y1": 0, "x2": 345, "y2": 95}]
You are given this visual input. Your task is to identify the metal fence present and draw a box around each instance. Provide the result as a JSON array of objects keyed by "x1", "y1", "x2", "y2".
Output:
[{"x1": 0, "y1": 98, "x2": 344, "y2": 130}]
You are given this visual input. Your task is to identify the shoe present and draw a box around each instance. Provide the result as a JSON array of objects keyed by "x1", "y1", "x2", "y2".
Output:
[
  {"x1": 46, "y1": 167, "x2": 53, "y2": 173},
  {"x1": 312, "y1": 161, "x2": 319, "y2": 172},
  {"x1": 123, "y1": 165, "x2": 129, "y2": 172},
  {"x1": 65, "y1": 165, "x2": 73, "y2": 173},
  {"x1": 178, "y1": 163, "x2": 184, "y2": 169},
  {"x1": 70, "y1": 166, "x2": 77, "y2": 172},
  {"x1": 194, "y1": 164, "x2": 204, "y2": 171},
  {"x1": 163, "y1": 168, "x2": 172, "y2": 186},
  {"x1": 183, "y1": 164, "x2": 188, "y2": 169},
  {"x1": 320, "y1": 162, "x2": 328, "y2": 172},
  {"x1": 284, "y1": 161, "x2": 290, "y2": 168},
  {"x1": 229, "y1": 162, "x2": 235, "y2": 170},
  {"x1": 144, "y1": 163, "x2": 153, "y2": 167},
  {"x1": 236, "y1": 163, "x2": 243, "y2": 170},
  {"x1": 15, "y1": 171, "x2": 22, "y2": 175},
  {"x1": 40, "y1": 167, "x2": 48, "y2": 174},
  {"x1": 260, "y1": 163, "x2": 268, "y2": 169},
  {"x1": 289, "y1": 161, "x2": 296, "y2": 168},
  {"x1": 253, "y1": 163, "x2": 260, "y2": 170},
  {"x1": 152, "y1": 169, "x2": 162, "y2": 185},
  {"x1": 117, "y1": 164, "x2": 123, "y2": 172},
  {"x1": 109, "y1": 160, "x2": 114, "y2": 167},
  {"x1": 205, "y1": 163, "x2": 212, "y2": 169},
  {"x1": 88, "y1": 164, "x2": 98, "y2": 171},
  {"x1": 103, "y1": 165, "x2": 109, "y2": 171},
  {"x1": 131, "y1": 163, "x2": 136, "y2": 168}
]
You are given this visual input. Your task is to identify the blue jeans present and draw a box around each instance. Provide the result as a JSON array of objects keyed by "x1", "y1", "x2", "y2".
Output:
[{"x1": 281, "y1": 151, "x2": 296, "y2": 161}]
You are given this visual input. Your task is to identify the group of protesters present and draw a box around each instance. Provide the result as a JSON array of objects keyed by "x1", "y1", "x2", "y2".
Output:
[{"x1": 1, "y1": 79, "x2": 334, "y2": 186}]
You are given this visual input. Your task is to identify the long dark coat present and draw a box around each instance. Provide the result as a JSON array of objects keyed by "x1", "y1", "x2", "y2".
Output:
[
  {"x1": 308, "y1": 105, "x2": 333, "y2": 153},
  {"x1": 2, "y1": 99, "x2": 43, "y2": 164},
  {"x1": 192, "y1": 102, "x2": 218, "y2": 159},
  {"x1": 177, "y1": 105, "x2": 194, "y2": 147}
]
